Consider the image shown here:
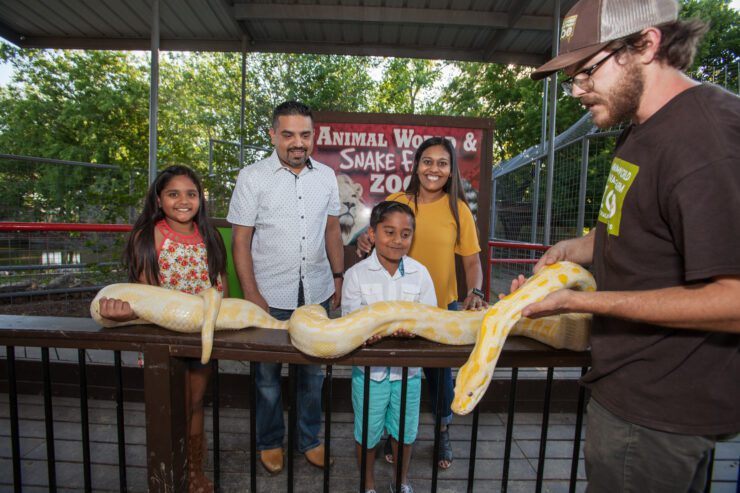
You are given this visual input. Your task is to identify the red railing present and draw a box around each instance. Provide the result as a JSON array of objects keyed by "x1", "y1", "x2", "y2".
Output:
[
  {"x1": 484, "y1": 240, "x2": 550, "y2": 301},
  {"x1": 0, "y1": 222, "x2": 132, "y2": 232},
  {"x1": 1, "y1": 223, "x2": 553, "y2": 307}
]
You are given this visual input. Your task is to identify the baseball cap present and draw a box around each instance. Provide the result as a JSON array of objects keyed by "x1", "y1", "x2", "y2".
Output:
[{"x1": 531, "y1": 0, "x2": 679, "y2": 80}]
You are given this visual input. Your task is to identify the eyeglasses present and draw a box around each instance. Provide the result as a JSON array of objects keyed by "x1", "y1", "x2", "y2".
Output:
[{"x1": 561, "y1": 46, "x2": 625, "y2": 96}]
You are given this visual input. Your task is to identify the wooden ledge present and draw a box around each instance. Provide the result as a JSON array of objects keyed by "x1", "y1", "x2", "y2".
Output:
[{"x1": 0, "y1": 314, "x2": 590, "y2": 368}]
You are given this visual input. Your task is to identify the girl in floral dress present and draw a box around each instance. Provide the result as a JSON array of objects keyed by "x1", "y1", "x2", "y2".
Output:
[{"x1": 98, "y1": 165, "x2": 227, "y2": 493}]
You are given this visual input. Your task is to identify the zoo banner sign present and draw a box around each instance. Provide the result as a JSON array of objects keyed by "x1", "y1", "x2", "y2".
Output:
[{"x1": 312, "y1": 114, "x2": 493, "y2": 247}]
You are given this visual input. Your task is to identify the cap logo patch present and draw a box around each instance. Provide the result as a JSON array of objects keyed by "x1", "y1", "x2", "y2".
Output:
[{"x1": 561, "y1": 15, "x2": 577, "y2": 42}]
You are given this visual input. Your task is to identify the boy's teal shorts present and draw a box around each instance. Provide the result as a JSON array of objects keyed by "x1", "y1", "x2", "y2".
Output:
[{"x1": 351, "y1": 367, "x2": 421, "y2": 448}]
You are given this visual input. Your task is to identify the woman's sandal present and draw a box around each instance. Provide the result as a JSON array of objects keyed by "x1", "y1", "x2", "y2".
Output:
[{"x1": 438, "y1": 428, "x2": 453, "y2": 469}]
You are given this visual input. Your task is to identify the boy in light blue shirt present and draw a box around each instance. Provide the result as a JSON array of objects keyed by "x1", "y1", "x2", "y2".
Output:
[{"x1": 342, "y1": 201, "x2": 436, "y2": 493}]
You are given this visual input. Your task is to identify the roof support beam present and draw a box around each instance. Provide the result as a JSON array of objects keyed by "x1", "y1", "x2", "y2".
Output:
[
  {"x1": 0, "y1": 20, "x2": 23, "y2": 46},
  {"x1": 11, "y1": 35, "x2": 547, "y2": 65},
  {"x1": 483, "y1": 0, "x2": 535, "y2": 61},
  {"x1": 247, "y1": 40, "x2": 547, "y2": 66},
  {"x1": 233, "y1": 4, "x2": 554, "y2": 31},
  {"x1": 213, "y1": 0, "x2": 255, "y2": 44},
  {"x1": 543, "y1": 0, "x2": 561, "y2": 246},
  {"x1": 14, "y1": 36, "x2": 250, "y2": 51},
  {"x1": 239, "y1": 36, "x2": 247, "y2": 167},
  {"x1": 148, "y1": 0, "x2": 160, "y2": 186}
]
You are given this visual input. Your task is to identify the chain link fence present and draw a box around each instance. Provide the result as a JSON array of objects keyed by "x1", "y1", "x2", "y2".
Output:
[
  {"x1": 204, "y1": 139, "x2": 270, "y2": 217},
  {"x1": 0, "y1": 228, "x2": 128, "y2": 306},
  {"x1": 0, "y1": 141, "x2": 270, "y2": 306},
  {"x1": 493, "y1": 63, "x2": 738, "y2": 243}
]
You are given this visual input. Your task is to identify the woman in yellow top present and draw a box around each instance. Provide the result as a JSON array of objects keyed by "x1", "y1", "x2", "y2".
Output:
[{"x1": 357, "y1": 136, "x2": 487, "y2": 470}]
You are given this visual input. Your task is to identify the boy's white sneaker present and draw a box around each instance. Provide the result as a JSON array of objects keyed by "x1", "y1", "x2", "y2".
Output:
[{"x1": 389, "y1": 482, "x2": 413, "y2": 493}]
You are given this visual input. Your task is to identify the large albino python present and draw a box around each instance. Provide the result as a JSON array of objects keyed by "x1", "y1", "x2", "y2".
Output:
[{"x1": 90, "y1": 261, "x2": 595, "y2": 414}]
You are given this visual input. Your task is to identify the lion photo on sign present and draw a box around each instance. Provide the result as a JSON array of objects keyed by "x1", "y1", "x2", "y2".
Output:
[{"x1": 337, "y1": 174, "x2": 370, "y2": 245}]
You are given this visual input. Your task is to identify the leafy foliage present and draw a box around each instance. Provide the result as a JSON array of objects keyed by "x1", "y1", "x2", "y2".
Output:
[
  {"x1": 440, "y1": 63, "x2": 584, "y2": 163},
  {"x1": 371, "y1": 58, "x2": 445, "y2": 114},
  {"x1": 681, "y1": 0, "x2": 740, "y2": 88},
  {"x1": 0, "y1": 0, "x2": 736, "y2": 222},
  {"x1": 0, "y1": 48, "x2": 377, "y2": 219},
  {"x1": 0, "y1": 46, "x2": 149, "y2": 221}
]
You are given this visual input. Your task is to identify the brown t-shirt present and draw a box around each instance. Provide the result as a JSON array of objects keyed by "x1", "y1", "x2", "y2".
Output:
[{"x1": 583, "y1": 84, "x2": 740, "y2": 435}]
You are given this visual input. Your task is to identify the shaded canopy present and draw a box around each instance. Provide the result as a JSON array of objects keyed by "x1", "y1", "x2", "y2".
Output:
[{"x1": 0, "y1": 0, "x2": 576, "y2": 66}]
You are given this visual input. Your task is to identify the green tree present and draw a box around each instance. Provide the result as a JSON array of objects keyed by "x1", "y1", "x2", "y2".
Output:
[
  {"x1": 371, "y1": 58, "x2": 444, "y2": 114},
  {"x1": 681, "y1": 0, "x2": 740, "y2": 87},
  {"x1": 247, "y1": 53, "x2": 377, "y2": 134},
  {"x1": 440, "y1": 63, "x2": 583, "y2": 163},
  {"x1": 158, "y1": 52, "x2": 243, "y2": 166},
  {"x1": 0, "y1": 45, "x2": 149, "y2": 221},
  {"x1": 2, "y1": 0, "x2": 735, "y2": 222},
  {"x1": 0, "y1": 48, "x2": 380, "y2": 219}
]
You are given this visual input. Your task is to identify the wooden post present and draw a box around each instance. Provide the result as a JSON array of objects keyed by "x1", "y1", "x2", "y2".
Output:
[{"x1": 144, "y1": 344, "x2": 188, "y2": 492}]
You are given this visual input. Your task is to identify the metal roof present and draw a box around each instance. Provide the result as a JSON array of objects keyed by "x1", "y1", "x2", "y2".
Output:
[{"x1": 0, "y1": 0, "x2": 577, "y2": 66}]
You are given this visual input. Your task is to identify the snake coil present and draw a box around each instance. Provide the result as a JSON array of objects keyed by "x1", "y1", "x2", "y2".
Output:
[{"x1": 91, "y1": 261, "x2": 595, "y2": 413}]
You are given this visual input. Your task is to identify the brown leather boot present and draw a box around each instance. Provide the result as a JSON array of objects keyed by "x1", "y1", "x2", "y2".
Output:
[
  {"x1": 260, "y1": 447, "x2": 284, "y2": 475},
  {"x1": 304, "y1": 443, "x2": 334, "y2": 469},
  {"x1": 188, "y1": 433, "x2": 214, "y2": 493}
]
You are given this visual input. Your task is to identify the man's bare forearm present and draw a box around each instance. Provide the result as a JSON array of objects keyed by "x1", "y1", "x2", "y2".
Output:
[
  {"x1": 325, "y1": 216, "x2": 344, "y2": 274},
  {"x1": 525, "y1": 275, "x2": 740, "y2": 333},
  {"x1": 325, "y1": 215, "x2": 344, "y2": 308},
  {"x1": 231, "y1": 225, "x2": 263, "y2": 303},
  {"x1": 535, "y1": 230, "x2": 595, "y2": 272}
]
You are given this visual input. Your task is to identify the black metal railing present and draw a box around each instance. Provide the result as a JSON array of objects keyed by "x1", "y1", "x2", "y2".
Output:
[{"x1": 1, "y1": 315, "x2": 734, "y2": 492}]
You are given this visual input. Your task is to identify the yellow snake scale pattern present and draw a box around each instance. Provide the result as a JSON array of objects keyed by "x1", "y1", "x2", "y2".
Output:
[{"x1": 90, "y1": 261, "x2": 596, "y2": 414}]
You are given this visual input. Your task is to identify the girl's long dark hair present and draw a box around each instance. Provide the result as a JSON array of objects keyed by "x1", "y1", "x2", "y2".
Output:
[
  {"x1": 404, "y1": 136, "x2": 470, "y2": 243},
  {"x1": 124, "y1": 165, "x2": 226, "y2": 287}
]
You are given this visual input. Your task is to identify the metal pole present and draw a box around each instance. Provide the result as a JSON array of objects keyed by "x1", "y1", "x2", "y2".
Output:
[
  {"x1": 723, "y1": 64, "x2": 727, "y2": 89},
  {"x1": 531, "y1": 80, "x2": 548, "y2": 244},
  {"x1": 543, "y1": 0, "x2": 561, "y2": 246},
  {"x1": 240, "y1": 36, "x2": 247, "y2": 167},
  {"x1": 208, "y1": 139, "x2": 214, "y2": 177},
  {"x1": 539, "y1": 77, "x2": 549, "y2": 154},
  {"x1": 576, "y1": 137, "x2": 590, "y2": 235},
  {"x1": 490, "y1": 177, "x2": 498, "y2": 238},
  {"x1": 148, "y1": 0, "x2": 160, "y2": 185}
]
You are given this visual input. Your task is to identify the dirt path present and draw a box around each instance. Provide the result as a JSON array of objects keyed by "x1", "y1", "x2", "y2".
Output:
[{"x1": 0, "y1": 294, "x2": 95, "y2": 317}]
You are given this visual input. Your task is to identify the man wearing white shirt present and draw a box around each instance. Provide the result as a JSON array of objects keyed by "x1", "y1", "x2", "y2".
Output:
[{"x1": 228, "y1": 101, "x2": 344, "y2": 474}]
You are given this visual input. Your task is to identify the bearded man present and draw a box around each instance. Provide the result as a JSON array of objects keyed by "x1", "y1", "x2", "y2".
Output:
[
  {"x1": 228, "y1": 100, "x2": 343, "y2": 474},
  {"x1": 519, "y1": 0, "x2": 740, "y2": 491}
]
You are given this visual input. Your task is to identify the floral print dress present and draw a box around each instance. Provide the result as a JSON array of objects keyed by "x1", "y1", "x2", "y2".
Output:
[{"x1": 156, "y1": 219, "x2": 223, "y2": 294}]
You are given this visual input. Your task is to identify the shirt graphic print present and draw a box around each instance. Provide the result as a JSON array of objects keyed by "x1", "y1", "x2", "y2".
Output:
[{"x1": 598, "y1": 158, "x2": 639, "y2": 236}]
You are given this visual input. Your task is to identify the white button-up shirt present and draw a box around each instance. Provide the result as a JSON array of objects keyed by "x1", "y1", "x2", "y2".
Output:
[
  {"x1": 227, "y1": 151, "x2": 341, "y2": 309},
  {"x1": 342, "y1": 250, "x2": 437, "y2": 381}
]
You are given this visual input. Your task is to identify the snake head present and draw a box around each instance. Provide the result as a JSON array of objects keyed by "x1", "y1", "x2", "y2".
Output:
[
  {"x1": 451, "y1": 381, "x2": 489, "y2": 416},
  {"x1": 450, "y1": 360, "x2": 491, "y2": 415}
]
